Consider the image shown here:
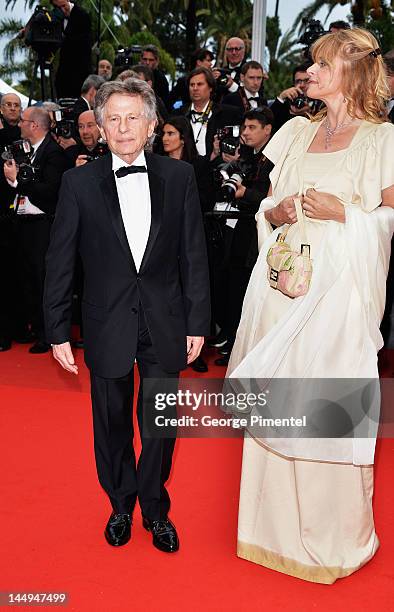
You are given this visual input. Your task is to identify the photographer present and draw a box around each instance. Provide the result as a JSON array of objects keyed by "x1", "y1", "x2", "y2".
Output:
[
  {"x1": 3, "y1": 106, "x2": 68, "y2": 353},
  {"x1": 141, "y1": 44, "x2": 171, "y2": 111},
  {"x1": 179, "y1": 67, "x2": 242, "y2": 158},
  {"x1": 222, "y1": 61, "x2": 267, "y2": 112},
  {"x1": 73, "y1": 74, "x2": 105, "y2": 122},
  {"x1": 170, "y1": 48, "x2": 215, "y2": 110},
  {"x1": 210, "y1": 108, "x2": 274, "y2": 366},
  {"x1": 61, "y1": 110, "x2": 107, "y2": 167},
  {"x1": 50, "y1": 0, "x2": 93, "y2": 98},
  {"x1": 0, "y1": 93, "x2": 23, "y2": 351},
  {"x1": 0, "y1": 94, "x2": 22, "y2": 146},
  {"x1": 269, "y1": 61, "x2": 313, "y2": 130}
]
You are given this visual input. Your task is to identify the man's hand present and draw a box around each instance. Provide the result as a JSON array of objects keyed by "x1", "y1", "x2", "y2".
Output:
[
  {"x1": 58, "y1": 136, "x2": 77, "y2": 149},
  {"x1": 235, "y1": 183, "x2": 246, "y2": 199},
  {"x1": 186, "y1": 336, "x2": 204, "y2": 364},
  {"x1": 75, "y1": 155, "x2": 88, "y2": 167},
  {"x1": 265, "y1": 194, "x2": 298, "y2": 225},
  {"x1": 302, "y1": 189, "x2": 345, "y2": 222},
  {"x1": 52, "y1": 341, "x2": 79, "y2": 374},
  {"x1": 278, "y1": 86, "x2": 303, "y2": 103},
  {"x1": 4, "y1": 159, "x2": 18, "y2": 183}
]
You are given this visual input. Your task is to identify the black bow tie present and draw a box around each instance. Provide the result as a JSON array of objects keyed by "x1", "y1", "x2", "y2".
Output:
[
  {"x1": 115, "y1": 165, "x2": 147, "y2": 178},
  {"x1": 249, "y1": 96, "x2": 259, "y2": 101}
]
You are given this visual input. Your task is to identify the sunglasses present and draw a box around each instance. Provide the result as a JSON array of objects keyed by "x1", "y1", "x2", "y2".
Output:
[{"x1": 226, "y1": 47, "x2": 244, "y2": 52}]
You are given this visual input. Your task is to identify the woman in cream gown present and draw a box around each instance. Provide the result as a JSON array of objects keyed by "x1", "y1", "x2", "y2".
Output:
[{"x1": 228, "y1": 29, "x2": 394, "y2": 584}]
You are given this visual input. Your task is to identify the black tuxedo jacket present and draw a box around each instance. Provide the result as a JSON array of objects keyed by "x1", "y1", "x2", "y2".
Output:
[
  {"x1": 222, "y1": 91, "x2": 267, "y2": 113},
  {"x1": 43, "y1": 152, "x2": 211, "y2": 377},
  {"x1": 55, "y1": 4, "x2": 92, "y2": 98},
  {"x1": 10, "y1": 133, "x2": 68, "y2": 215}
]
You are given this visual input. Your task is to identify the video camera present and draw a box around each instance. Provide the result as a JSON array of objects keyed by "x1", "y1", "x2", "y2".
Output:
[
  {"x1": 1, "y1": 139, "x2": 38, "y2": 183},
  {"x1": 114, "y1": 46, "x2": 143, "y2": 68},
  {"x1": 299, "y1": 18, "x2": 327, "y2": 59},
  {"x1": 216, "y1": 159, "x2": 254, "y2": 203},
  {"x1": 24, "y1": 5, "x2": 63, "y2": 59},
  {"x1": 217, "y1": 125, "x2": 240, "y2": 156}
]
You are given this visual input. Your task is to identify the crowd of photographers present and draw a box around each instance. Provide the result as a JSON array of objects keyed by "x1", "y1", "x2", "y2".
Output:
[{"x1": 1, "y1": 8, "x2": 393, "y2": 371}]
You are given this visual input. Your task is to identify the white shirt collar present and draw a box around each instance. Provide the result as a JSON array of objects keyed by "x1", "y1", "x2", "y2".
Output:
[
  {"x1": 244, "y1": 88, "x2": 258, "y2": 99},
  {"x1": 112, "y1": 150, "x2": 146, "y2": 172},
  {"x1": 81, "y1": 96, "x2": 91, "y2": 109},
  {"x1": 191, "y1": 100, "x2": 210, "y2": 114},
  {"x1": 32, "y1": 136, "x2": 45, "y2": 153}
]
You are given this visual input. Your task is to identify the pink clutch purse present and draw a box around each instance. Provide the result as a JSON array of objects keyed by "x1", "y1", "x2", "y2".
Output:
[{"x1": 266, "y1": 197, "x2": 312, "y2": 298}]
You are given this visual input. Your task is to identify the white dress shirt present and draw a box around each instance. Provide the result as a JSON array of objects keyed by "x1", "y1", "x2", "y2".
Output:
[
  {"x1": 112, "y1": 150, "x2": 151, "y2": 271},
  {"x1": 190, "y1": 101, "x2": 212, "y2": 156},
  {"x1": 244, "y1": 87, "x2": 259, "y2": 108}
]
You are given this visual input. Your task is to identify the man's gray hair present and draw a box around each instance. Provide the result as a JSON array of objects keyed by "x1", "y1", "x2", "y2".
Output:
[
  {"x1": 29, "y1": 106, "x2": 51, "y2": 131},
  {"x1": 94, "y1": 78, "x2": 157, "y2": 127},
  {"x1": 81, "y1": 74, "x2": 105, "y2": 95}
]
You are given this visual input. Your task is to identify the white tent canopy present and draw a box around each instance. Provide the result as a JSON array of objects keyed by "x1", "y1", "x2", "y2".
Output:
[{"x1": 0, "y1": 78, "x2": 34, "y2": 107}]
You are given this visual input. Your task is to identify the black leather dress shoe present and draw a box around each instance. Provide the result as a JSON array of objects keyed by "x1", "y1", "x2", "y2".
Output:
[
  {"x1": 14, "y1": 330, "x2": 36, "y2": 344},
  {"x1": 142, "y1": 517, "x2": 179, "y2": 553},
  {"x1": 29, "y1": 341, "x2": 51, "y2": 354},
  {"x1": 218, "y1": 340, "x2": 234, "y2": 355},
  {"x1": 104, "y1": 513, "x2": 132, "y2": 546},
  {"x1": 191, "y1": 355, "x2": 208, "y2": 373},
  {"x1": 214, "y1": 355, "x2": 230, "y2": 367},
  {"x1": 207, "y1": 331, "x2": 227, "y2": 348},
  {"x1": 0, "y1": 337, "x2": 11, "y2": 352}
]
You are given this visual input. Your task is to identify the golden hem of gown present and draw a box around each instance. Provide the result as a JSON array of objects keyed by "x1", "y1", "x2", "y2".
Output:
[
  {"x1": 237, "y1": 539, "x2": 379, "y2": 585},
  {"x1": 248, "y1": 434, "x2": 373, "y2": 467}
]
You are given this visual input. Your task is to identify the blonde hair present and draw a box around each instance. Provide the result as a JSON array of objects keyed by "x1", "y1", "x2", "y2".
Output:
[{"x1": 310, "y1": 28, "x2": 390, "y2": 123}]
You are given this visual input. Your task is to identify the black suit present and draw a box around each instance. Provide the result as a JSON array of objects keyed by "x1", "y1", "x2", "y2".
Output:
[
  {"x1": 43, "y1": 152, "x2": 210, "y2": 517},
  {"x1": 222, "y1": 90, "x2": 266, "y2": 113},
  {"x1": 10, "y1": 133, "x2": 68, "y2": 342},
  {"x1": 55, "y1": 4, "x2": 92, "y2": 98}
]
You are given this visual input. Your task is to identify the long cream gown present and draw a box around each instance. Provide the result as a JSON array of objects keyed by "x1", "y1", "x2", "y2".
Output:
[{"x1": 228, "y1": 117, "x2": 394, "y2": 584}]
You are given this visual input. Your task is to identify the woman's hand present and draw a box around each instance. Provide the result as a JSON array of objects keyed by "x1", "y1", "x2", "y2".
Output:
[
  {"x1": 302, "y1": 189, "x2": 345, "y2": 222},
  {"x1": 265, "y1": 194, "x2": 298, "y2": 226}
]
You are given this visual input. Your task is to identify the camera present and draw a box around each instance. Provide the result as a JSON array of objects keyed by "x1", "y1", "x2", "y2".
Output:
[
  {"x1": 1, "y1": 139, "x2": 38, "y2": 183},
  {"x1": 292, "y1": 94, "x2": 309, "y2": 110},
  {"x1": 217, "y1": 125, "x2": 240, "y2": 156},
  {"x1": 24, "y1": 5, "x2": 63, "y2": 58},
  {"x1": 299, "y1": 19, "x2": 327, "y2": 58},
  {"x1": 114, "y1": 46, "x2": 142, "y2": 68},
  {"x1": 85, "y1": 142, "x2": 108, "y2": 162},
  {"x1": 52, "y1": 106, "x2": 75, "y2": 139},
  {"x1": 216, "y1": 159, "x2": 254, "y2": 203},
  {"x1": 214, "y1": 68, "x2": 231, "y2": 88}
]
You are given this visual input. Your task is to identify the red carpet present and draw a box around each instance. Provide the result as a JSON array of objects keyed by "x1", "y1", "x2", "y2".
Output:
[{"x1": 1, "y1": 344, "x2": 394, "y2": 611}]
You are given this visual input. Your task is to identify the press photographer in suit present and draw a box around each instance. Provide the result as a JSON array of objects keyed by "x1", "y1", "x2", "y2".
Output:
[
  {"x1": 44, "y1": 79, "x2": 210, "y2": 552},
  {"x1": 3, "y1": 106, "x2": 68, "y2": 354}
]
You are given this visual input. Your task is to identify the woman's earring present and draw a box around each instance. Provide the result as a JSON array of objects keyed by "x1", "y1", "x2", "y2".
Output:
[{"x1": 343, "y1": 97, "x2": 347, "y2": 103}]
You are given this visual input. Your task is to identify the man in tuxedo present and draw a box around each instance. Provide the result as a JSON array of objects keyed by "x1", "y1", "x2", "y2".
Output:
[
  {"x1": 0, "y1": 93, "x2": 22, "y2": 351},
  {"x1": 50, "y1": 0, "x2": 92, "y2": 98},
  {"x1": 3, "y1": 106, "x2": 68, "y2": 353},
  {"x1": 269, "y1": 62, "x2": 312, "y2": 131},
  {"x1": 141, "y1": 45, "x2": 171, "y2": 111},
  {"x1": 72, "y1": 75, "x2": 105, "y2": 123},
  {"x1": 223, "y1": 61, "x2": 267, "y2": 112},
  {"x1": 181, "y1": 67, "x2": 242, "y2": 158},
  {"x1": 43, "y1": 79, "x2": 210, "y2": 552}
]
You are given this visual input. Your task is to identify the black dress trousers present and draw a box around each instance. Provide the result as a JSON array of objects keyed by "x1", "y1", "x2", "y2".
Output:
[{"x1": 90, "y1": 304, "x2": 179, "y2": 519}]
